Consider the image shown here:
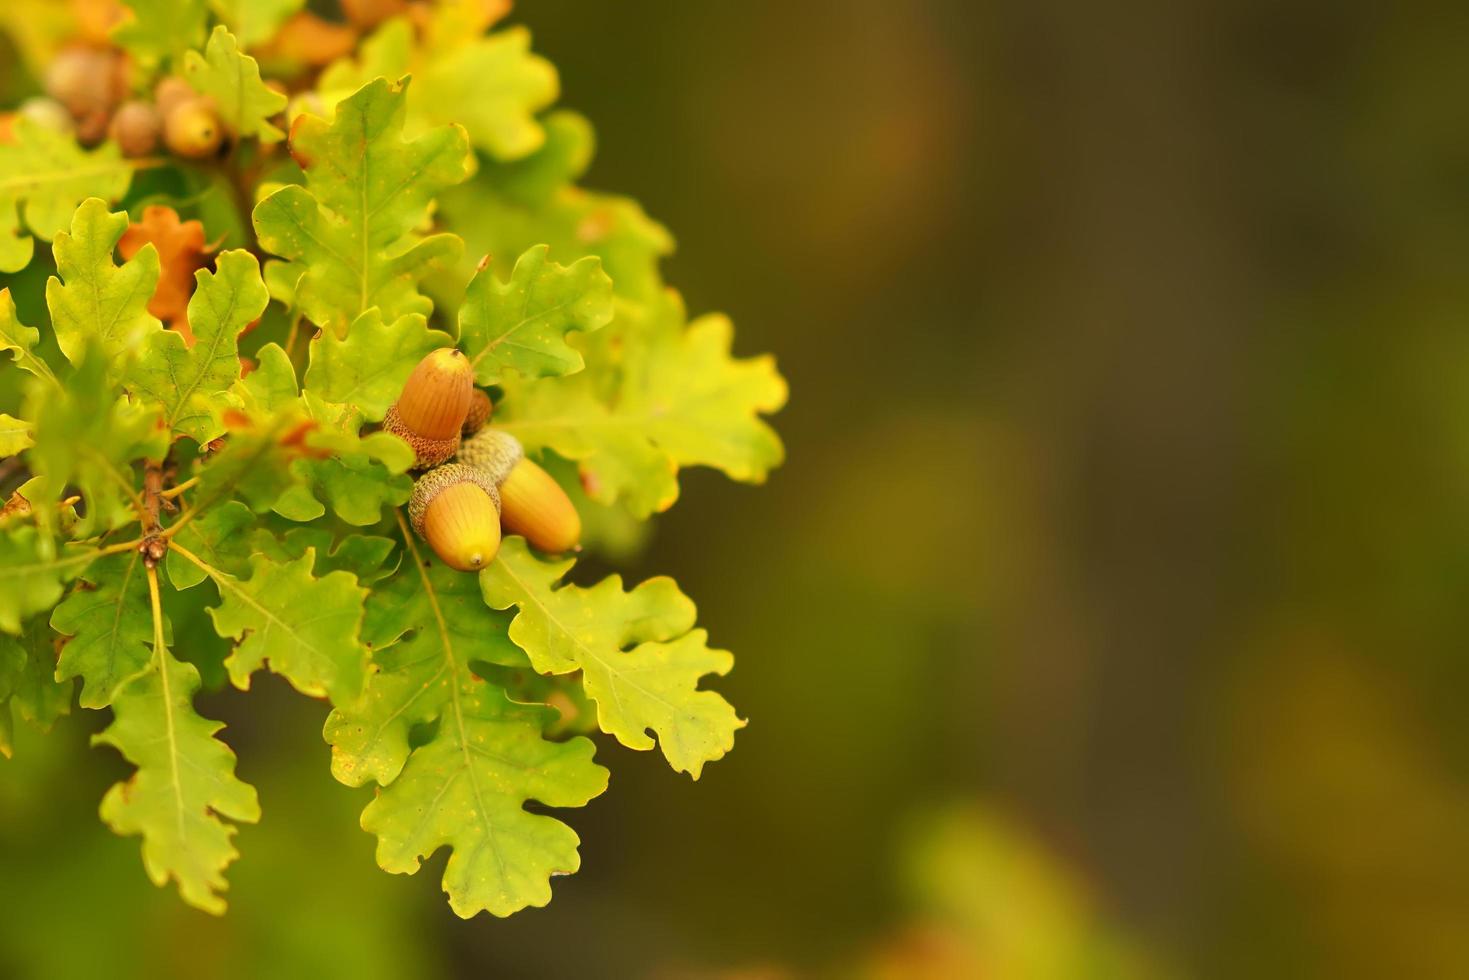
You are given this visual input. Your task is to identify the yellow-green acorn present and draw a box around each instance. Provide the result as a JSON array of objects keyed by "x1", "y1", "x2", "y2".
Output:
[
  {"x1": 462, "y1": 388, "x2": 493, "y2": 436},
  {"x1": 408, "y1": 463, "x2": 502, "y2": 571},
  {"x1": 459, "y1": 429, "x2": 582, "y2": 554},
  {"x1": 163, "y1": 97, "x2": 223, "y2": 159},
  {"x1": 384, "y1": 348, "x2": 474, "y2": 469}
]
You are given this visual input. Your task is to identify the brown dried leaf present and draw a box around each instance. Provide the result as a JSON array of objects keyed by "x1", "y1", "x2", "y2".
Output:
[{"x1": 118, "y1": 205, "x2": 210, "y2": 346}]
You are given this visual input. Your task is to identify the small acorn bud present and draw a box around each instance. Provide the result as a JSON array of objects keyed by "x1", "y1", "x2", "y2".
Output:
[
  {"x1": 459, "y1": 429, "x2": 582, "y2": 553},
  {"x1": 383, "y1": 348, "x2": 474, "y2": 469},
  {"x1": 164, "y1": 97, "x2": 223, "y2": 159},
  {"x1": 409, "y1": 463, "x2": 502, "y2": 571},
  {"x1": 463, "y1": 388, "x2": 493, "y2": 436},
  {"x1": 110, "y1": 100, "x2": 162, "y2": 157},
  {"x1": 154, "y1": 77, "x2": 195, "y2": 118}
]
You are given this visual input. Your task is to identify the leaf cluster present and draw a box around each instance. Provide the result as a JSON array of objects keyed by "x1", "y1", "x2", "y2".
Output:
[{"x1": 0, "y1": 1, "x2": 784, "y2": 918}]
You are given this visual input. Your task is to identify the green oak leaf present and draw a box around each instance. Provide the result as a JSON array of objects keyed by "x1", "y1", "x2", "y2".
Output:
[
  {"x1": 497, "y1": 292, "x2": 787, "y2": 516},
  {"x1": 361, "y1": 684, "x2": 606, "y2": 918},
  {"x1": 330, "y1": 529, "x2": 605, "y2": 918},
  {"x1": 208, "y1": 0, "x2": 303, "y2": 47},
  {"x1": 436, "y1": 112, "x2": 672, "y2": 307},
  {"x1": 45, "y1": 199, "x2": 162, "y2": 369},
  {"x1": 165, "y1": 500, "x2": 255, "y2": 589},
  {"x1": 112, "y1": 0, "x2": 209, "y2": 65},
  {"x1": 0, "y1": 414, "x2": 32, "y2": 456},
  {"x1": 303, "y1": 308, "x2": 452, "y2": 421},
  {"x1": 94, "y1": 647, "x2": 260, "y2": 914},
  {"x1": 52, "y1": 551, "x2": 164, "y2": 708},
  {"x1": 250, "y1": 525, "x2": 399, "y2": 585},
  {"x1": 183, "y1": 26, "x2": 288, "y2": 142},
  {"x1": 320, "y1": 18, "x2": 557, "y2": 160},
  {"x1": 271, "y1": 394, "x2": 413, "y2": 526},
  {"x1": 203, "y1": 551, "x2": 369, "y2": 706},
  {"x1": 126, "y1": 249, "x2": 268, "y2": 444},
  {"x1": 459, "y1": 245, "x2": 612, "y2": 385},
  {"x1": 481, "y1": 537, "x2": 743, "y2": 778},
  {"x1": 232, "y1": 341, "x2": 298, "y2": 415},
  {"x1": 0, "y1": 287, "x2": 58, "y2": 385},
  {"x1": 252, "y1": 77, "x2": 473, "y2": 334},
  {"x1": 325, "y1": 555, "x2": 524, "y2": 788},
  {"x1": 0, "y1": 528, "x2": 97, "y2": 634},
  {"x1": 0, "y1": 615, "x2": 72, "y2": 741},
  {"x1": 24, "y1": 344, "x2": 169, "y2": 537},
  {"x1": 0, "y1": 120, "x2": 136, "y2": 273}
]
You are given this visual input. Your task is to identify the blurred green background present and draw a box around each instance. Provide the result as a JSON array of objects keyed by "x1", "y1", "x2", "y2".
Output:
[{"x1": 7, "y1": 0, "x2": 1469, "y2": 977}]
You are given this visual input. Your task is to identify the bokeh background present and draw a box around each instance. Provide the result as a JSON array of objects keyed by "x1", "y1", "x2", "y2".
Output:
[{"x1": 6, "y1": 1, "x2": 1469, "y2": 977}]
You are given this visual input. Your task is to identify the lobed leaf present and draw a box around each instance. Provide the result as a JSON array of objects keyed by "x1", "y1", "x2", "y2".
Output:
[
  {"x1": 329, "y1": 527, "x2": 605, "y2": 917},
  {"x1": 319, "y1": 18, "x2": 557, "y2": 160},
  {"x1": 24, "y1": 344, "x2": 169, "y2": 538},
  {"x1": 0, "y1": 288, "x2": 58, "y2": 385},
  {"x1": 126, "y1": 249, "x2": 268, "y2": 444},
  {"x1": 497, "y1": 293, "x2": 787, "y2": 517},
  {"x1": 52, "y1": 551, "x2": 161, "y2": 708},
  {"x1": 361, "y1": 684, "x2": 606, "y2": 919},
  {"x1": 184, "y1": 26, "x2": 288, "y2": 142},
  {"x1": 326, "y1": 557, "x2": 524, "y2": 788},
  {"x1": 0, "y1": 615, "x2": 72, "y2": 751},
  {"x1": 252, "y1": 77, "x2": 473, "y2": 333},
  {"x1": 202, "y1": 551, "x2": 370, "y2": 706},
  {"x1": 0, "y1": 413, "x2": 32, "y2": 456},
  {"x1": 458, "y1": 245, "x2": 613, "y2": 386},
  {"x1": 45, "y1": 199, "x2": 162, "y2": 370},
  {"x1": 95, "y1": 647, "x2": 260, "y2": 914},
  {"x1": 0, "y1": 527, "x2": 97, "y2": 634},
  {"x1": 303, "y1": 308, "x2": 452, "y2": 421},
  {"x1": 0, "y1": 121, "x2": 135, "y2": 273},
  {"x1": 481, "y1": 537, "x2": 743, "y2": 778}
]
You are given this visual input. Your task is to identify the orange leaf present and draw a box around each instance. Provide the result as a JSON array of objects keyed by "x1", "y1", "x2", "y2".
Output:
[{"x1": 118, "y1": 205, "x2": 210, "y2": 346}]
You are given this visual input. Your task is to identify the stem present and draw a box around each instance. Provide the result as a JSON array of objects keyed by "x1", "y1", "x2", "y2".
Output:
[
  {"x1": 167, "y1": 541, "x2": 211, "y2": 575},
  {"x1": 159, "y1": 476, "x2": 199, "y2": 500}
]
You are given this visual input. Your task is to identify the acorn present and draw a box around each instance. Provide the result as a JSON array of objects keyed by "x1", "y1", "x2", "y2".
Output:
[
  {"x1": 44, "y1": 46, "x2": 125, "y2": 123},
  {"x1": 463, "y1": 388, "x2": 493, "y2": 436},
  {"x1": 17, "y1": 97, "x2": 75, "y2": 135},
  {"x1": 163, "y1": 97, "x2": 223, "y2": 159},
  {"x1": 408, "y1": 464, "x2": 502, "y2": 571},
  {"x1": 154, "y1": 77, "x2": 195, "y2": 118},
  {"x1": 458, "y1": 429, "x2": 582, "y2": 554},
  {"x1": 110, "y1": 100, "x2": 162, "y2": 157},
  {"x1": 383, "y1": 348, "x2": 474, "y2": 469}
]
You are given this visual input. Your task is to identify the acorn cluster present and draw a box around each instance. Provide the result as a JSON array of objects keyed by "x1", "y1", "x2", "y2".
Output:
[
  {"x1": 11, "y1": 45, "x2": 233, "y2": 159},
  {"x1": 388, "y1": 349, "x2": 582, "y2": 571}
]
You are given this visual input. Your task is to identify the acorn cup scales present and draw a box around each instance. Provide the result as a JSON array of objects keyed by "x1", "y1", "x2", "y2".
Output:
[
  {"x1": 384, "y1": 348, "x2": 474, "y2": 469},
  {"x1": 459, "y1": 429, "x2": 582, "y2": 554},
  {"x1": 409, "y1": 463, "x2": 503, "y2": 571}
]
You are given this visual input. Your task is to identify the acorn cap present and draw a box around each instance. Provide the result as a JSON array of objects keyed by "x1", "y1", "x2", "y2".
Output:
[
  {"x1": 408, "y1": 463, "x2": 503, "y2": 571},
  {"x1": 395, "y1": 348, "x2": 473, "y2": 440},
  {"x1": 383, "y1": 404, "x2": 459, "y2": 469},
  {"x1": 456, "y1": 428, "x2": 524, "y2": 486},
  {"x1": 463, "y1": 388, "x2": 493, "y2": 436}
]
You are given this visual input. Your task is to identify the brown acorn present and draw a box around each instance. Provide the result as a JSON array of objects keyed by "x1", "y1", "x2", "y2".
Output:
[
  {"x1": 110, "y1": 100, "x2": 162, "y2": 157},
  {"x1": 408, "y1": 464, "x2": 502, "y2": 571},
  {"x1": 383, "y1": 348, "x2": 474, "y2": 469},
  {"x1": 154, "y1": 77, "x2": 195, "y2": 118},
  {"x1": 458, "y1": 429, "x2": 582, "y2": 554},
  {"x1": 462, "y1": 388, "x2": 493, "y2": 436},
  {"x1": 164, "y1": 97, "x2": 223, "y2": 159}
]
